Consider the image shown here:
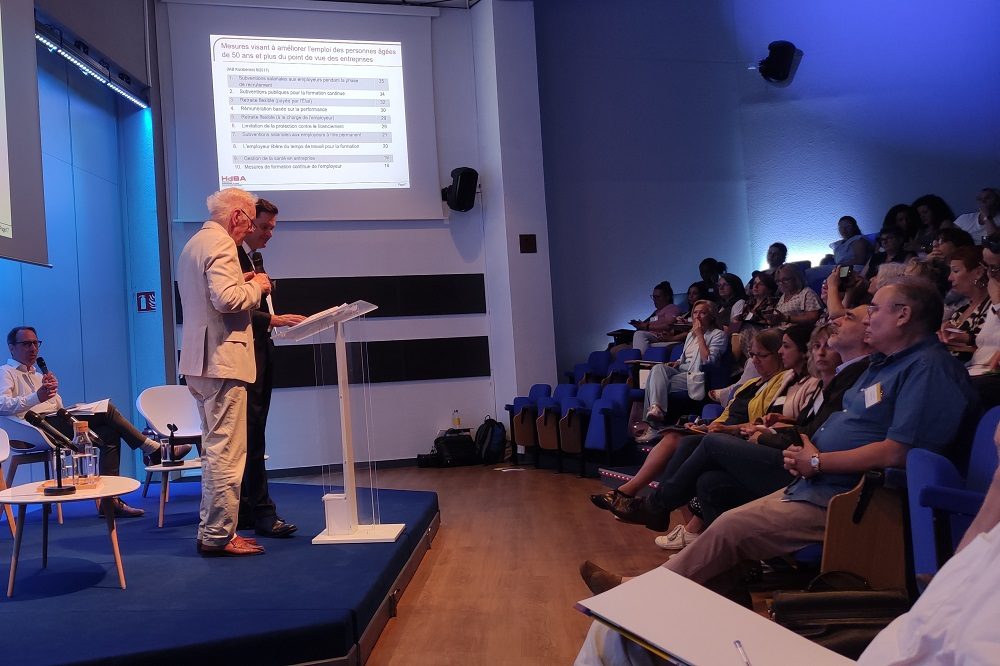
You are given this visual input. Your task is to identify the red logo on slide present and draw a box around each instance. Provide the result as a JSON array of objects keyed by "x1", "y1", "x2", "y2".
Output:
[{"x1": 221, "y1": 175, "x2": 247, "y2": 183}]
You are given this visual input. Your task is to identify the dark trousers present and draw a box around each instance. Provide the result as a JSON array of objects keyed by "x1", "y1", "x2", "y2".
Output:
[
  {"x1": 240, "y1": 338, "x2": 277, "y2": 523},
  {"x1": 649, "y1": 433, "x2": 791, "y2": 526},
  {"x1": 47, "y1": 401, "x2": 147, "y2": 476}
]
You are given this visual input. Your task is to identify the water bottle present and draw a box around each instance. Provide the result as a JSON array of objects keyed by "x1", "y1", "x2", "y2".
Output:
[
  {"x1": 71, "y1": 421, "x2": 100, "y2": 487},
  {"x1": 452, "y1": 409, "x2": 462, "y2": 427}
]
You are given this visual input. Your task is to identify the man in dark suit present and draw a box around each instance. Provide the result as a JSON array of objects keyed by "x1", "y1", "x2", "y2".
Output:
[{"x1": 237, "y1": 198, "x2": 305, "y2": 538}]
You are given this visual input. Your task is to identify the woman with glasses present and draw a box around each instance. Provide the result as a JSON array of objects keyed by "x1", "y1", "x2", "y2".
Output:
[
  {"x1": 939, "y1": 246, "x2": 990, "y2": 363},
  {"x1": 768, "y1": 263, "x2": 822, "y2": 327},
  {"x1": 862, "y1": 225, "x2": 915, "y2": 280}
]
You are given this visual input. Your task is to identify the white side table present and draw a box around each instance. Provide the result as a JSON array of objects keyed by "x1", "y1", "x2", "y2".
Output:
[
  {"x1": 143, "y1": 459, "x2": 202, "y2": 527},
  {"x1": 0, "y1": 475, "x2": 140, "y2": 596}
]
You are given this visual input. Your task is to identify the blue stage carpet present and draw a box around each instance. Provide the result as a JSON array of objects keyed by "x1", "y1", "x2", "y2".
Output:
[{"x1": 0, "y1": 481, "x2": 439, "y2": 665}]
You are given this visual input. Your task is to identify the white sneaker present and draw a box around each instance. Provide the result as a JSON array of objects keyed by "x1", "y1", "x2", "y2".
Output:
[
  {"x1": 635, "y1": 428, "x2": 663, "y2": 444},
  {"x1": 654, "y1": 525, "x2": 699, "y2": 550}
]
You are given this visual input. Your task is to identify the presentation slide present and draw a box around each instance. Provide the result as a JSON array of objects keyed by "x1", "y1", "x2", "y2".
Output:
[{"x1": 211, "y1": 35, "x2": 410, "y2": 193}]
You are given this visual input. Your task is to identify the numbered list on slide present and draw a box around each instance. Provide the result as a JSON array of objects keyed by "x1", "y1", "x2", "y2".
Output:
[{"x1": 211, "y1": 35, "x2": 409, "y2": 191}]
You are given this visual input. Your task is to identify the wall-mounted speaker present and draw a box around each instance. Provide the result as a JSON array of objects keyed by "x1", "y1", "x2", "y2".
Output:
[
  {"x1": 442, "y1": 167, "x2": 478, "y2": 212},
  {"x1": 758, "y1": 40, "x2": 800, "y2": 84}
]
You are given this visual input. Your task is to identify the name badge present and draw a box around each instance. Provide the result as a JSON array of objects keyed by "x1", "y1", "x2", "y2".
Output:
[{"x1": 863, "y1": 383, "x2": 883, "y2": 408}]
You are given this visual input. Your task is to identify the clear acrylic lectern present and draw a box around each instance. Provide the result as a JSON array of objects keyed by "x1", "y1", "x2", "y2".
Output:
[{"x1": 273, "y1": 300, "x2": 405, "y2": 544}]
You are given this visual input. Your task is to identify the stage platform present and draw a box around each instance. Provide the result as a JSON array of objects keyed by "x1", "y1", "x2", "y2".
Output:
[{"x1": 0, "y1": 481, "x2": 439, "y2": 666}]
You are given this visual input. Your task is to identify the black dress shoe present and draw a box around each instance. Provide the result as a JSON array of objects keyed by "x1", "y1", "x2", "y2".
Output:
[
  {"x1": 143, "y1": 444, "x2": 193, "y2": 466},
  {"x1": 255, "y1": 518, "x2": 297, "y2": 538},
  {"x1": 610, "y1": 496, "x2": 671, "y2": 531}
]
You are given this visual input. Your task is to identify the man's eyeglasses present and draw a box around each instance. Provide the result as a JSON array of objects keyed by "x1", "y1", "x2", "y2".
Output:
[
  {"x1": 981, "y1": 261, "x2": 1000, "y2": 277},
  {"x1": 236, "y1": 209, "x2": 256, "y2": 230},
  {"x1": 13, "y1": 340, "x2": 42, "y2": 348}
]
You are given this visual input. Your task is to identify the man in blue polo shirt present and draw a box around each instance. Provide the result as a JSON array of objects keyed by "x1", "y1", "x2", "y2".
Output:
[{"x1": 577, "y1": 277, "x2": 979, "y2": 617}]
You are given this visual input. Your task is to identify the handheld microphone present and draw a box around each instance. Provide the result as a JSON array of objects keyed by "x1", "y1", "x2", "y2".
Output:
[
  {"x1": 56, "y1": 407, "x2": 104, "y2": 446},
  {"x1": 37, "y1": 356, "x2": 49, "y2": 375},
  {"x1": 24, "y1": 410, "x2": 79, "y2": 452},
  {"x1": 250, "y1": 251, "x2": 265, "y2": 274}
]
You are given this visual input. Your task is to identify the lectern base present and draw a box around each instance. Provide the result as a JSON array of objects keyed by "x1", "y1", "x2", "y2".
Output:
[{"x1": 312, "y1": 523, "x2": 406, "y2": 545}]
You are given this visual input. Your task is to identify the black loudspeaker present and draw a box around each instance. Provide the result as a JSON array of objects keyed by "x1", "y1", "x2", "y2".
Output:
[
  {"x1": 758, "y1": 40, "x2": 798, "y2": 83},
  {"x1": 442, "y1": 167, "x2": 479, "y2": 212}
]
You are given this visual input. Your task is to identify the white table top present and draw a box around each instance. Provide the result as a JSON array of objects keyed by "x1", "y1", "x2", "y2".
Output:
[
  {"x1": 0, "y1": 476, "x2": 140, "y2": 505},
  {"x1": 144, "y1": 459, "x2": 202, "y2": 473}
]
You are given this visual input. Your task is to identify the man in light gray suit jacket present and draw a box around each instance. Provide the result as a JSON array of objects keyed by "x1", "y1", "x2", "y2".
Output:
[{"x1": 177, "y1": 187, "x2": 272, "y2": 557}]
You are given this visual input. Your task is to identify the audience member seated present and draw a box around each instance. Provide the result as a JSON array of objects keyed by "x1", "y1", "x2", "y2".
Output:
[
  {"x1": 882, "y1": 203, "x2": 921, "y2": 250},
  {"x1": 633, "y1": 301, "x2": 727, "y2": 439},
  {"x1": 824, "y1": 215, "x2": 873, "y2": 267},
  {"x1": 910, "y1": 193, "x2": 957, "y2": 252},
  {"x1": 715, "y1": 273, "x2": 746, "y2": 329},
  {"x1": 763, "y1": 242, "x2": 788, "y2": 278},
  {"x1": 610, "y1": 325, "x2": 822, "y2": 535},
  {"x1": 1, "y1": 326, "x2": 189, "y2": 517},
  {"x1": 862, "y1": 225, "x2": 915, "y2": 280},
  {"x1": 939, "y1": 246, "x2": 989, "y2": 363},
  {"x1": 968, "y1": 235, "x2": 1000, "y2": 407},
  {"x1": 731, "y1": 273, "x2": 778, "y2": 360},
  {"x1": 821, "y1": 264, "x2": 872, "y2": 321},
  {"x1": 656, "y1": 282, "x2": 715, "y2": 345},
  {"x1": 770, "y1": 263, "x2": 823, "y2": 327},
  {"x1": 578, "y1": 278, "x2": 978, "y2": 630},
  {"x1": 927, "y1": 227, "x2": 975, "y2": 263},
  {"x1": 593, "y1": 329, "x2": 787, "y2": 512},
  {"x1": 694, "y1": 258, "x2": 726, "y2": 302},
  {"x1": 951, "y1": 186, "x2": 1000, "y2": 240},
  {"x1": 619, "y1": 281, "x2": 683, "y2": 355}
]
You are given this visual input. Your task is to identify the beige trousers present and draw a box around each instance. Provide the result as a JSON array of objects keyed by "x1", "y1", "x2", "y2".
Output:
[
  {"x1": 186, "y1": 376, "x2": 248, "y2": 547},
  {"x1": 665, "y1": 487, "x2": 828, "y2": 589}
]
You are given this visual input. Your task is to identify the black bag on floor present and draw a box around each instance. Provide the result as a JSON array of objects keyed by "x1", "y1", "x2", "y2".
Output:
[
  {"x1": 417, "y1": 429, "x2": 480, "y2": 468},
  {"x1": 769, "y1": 571, "x2": 911, "y2": 660},
  {"x1": 474, "y1": 416, "x2": 507, "y2": 464}
]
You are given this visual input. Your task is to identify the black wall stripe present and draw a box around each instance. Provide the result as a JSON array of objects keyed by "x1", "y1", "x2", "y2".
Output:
[
  {"x1": 272, "y1": 336, "x2": 491, "y2": 388},
  {"x1": 175, "y1": 273, "x2": 486, "y2": 324}
]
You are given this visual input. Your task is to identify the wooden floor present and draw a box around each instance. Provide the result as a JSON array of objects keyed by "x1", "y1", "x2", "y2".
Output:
[{"x1": 328, "y1": 464, "x2": 675, "y2": 665}]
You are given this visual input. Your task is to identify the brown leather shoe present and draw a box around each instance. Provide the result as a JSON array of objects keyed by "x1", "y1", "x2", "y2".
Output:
[
  {"x1": 112, "y1": 498, "x2": 144, "y2": 518},
  {"x1": 580, "y1": 560, "x2": 623, "y2": 596},
  {"x1": 197, "y1": 535, "x2": 265, "y2": 557}
]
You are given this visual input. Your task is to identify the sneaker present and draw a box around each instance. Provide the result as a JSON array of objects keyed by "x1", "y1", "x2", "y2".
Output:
[
  {"x1": 645, "y1": 405, "x2": 666, "y2": 423},
  {"x1": 654, "y1": 524, "x2": 699, "y2": 550}
]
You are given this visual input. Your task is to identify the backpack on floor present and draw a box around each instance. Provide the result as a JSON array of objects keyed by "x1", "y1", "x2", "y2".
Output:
[{"x1": 474, "y1": 416, "x2": 507, "y2": 464}]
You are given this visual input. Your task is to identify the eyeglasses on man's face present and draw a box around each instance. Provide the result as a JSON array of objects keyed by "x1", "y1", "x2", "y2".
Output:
[
  {"x1": 982, "y1": 261, "x2": 1000, "y2": 277},
  {"x1": 12, "y1": 340, "x2": 42, "y2": 349},
  {"x1": 236, "y1": 209, "x2": 256, "y2": 230},
  {"x1": 866, "y1": 303, "x2": 905, "y2": 316}
]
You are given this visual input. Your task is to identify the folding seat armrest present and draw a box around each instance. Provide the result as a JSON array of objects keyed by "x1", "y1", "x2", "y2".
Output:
[{"x1": 918, "y1": 486, "x2": 986, "y2": 518}]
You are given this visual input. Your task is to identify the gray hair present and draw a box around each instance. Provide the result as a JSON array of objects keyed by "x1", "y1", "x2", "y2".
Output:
[{"x1": 206, "y1": 188, "x2": 257, "y2": 224}]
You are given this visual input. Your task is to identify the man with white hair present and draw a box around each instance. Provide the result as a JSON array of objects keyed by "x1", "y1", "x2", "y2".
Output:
[{"x1": 177, "y1": 187, "x2": 272, "y2": 557}]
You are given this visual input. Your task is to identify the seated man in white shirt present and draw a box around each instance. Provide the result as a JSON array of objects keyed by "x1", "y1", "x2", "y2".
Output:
[
  {"x1": 1, "y1": 326, "x2": 188, "y2": 517},
  {"x1": 952, "y1": 187, "x2": 1000, "y2": 241}
]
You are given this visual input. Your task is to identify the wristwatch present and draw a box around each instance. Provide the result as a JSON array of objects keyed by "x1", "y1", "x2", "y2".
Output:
[{"x1": 809, "y1": 454, "x2": 821, "y2": 474}]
